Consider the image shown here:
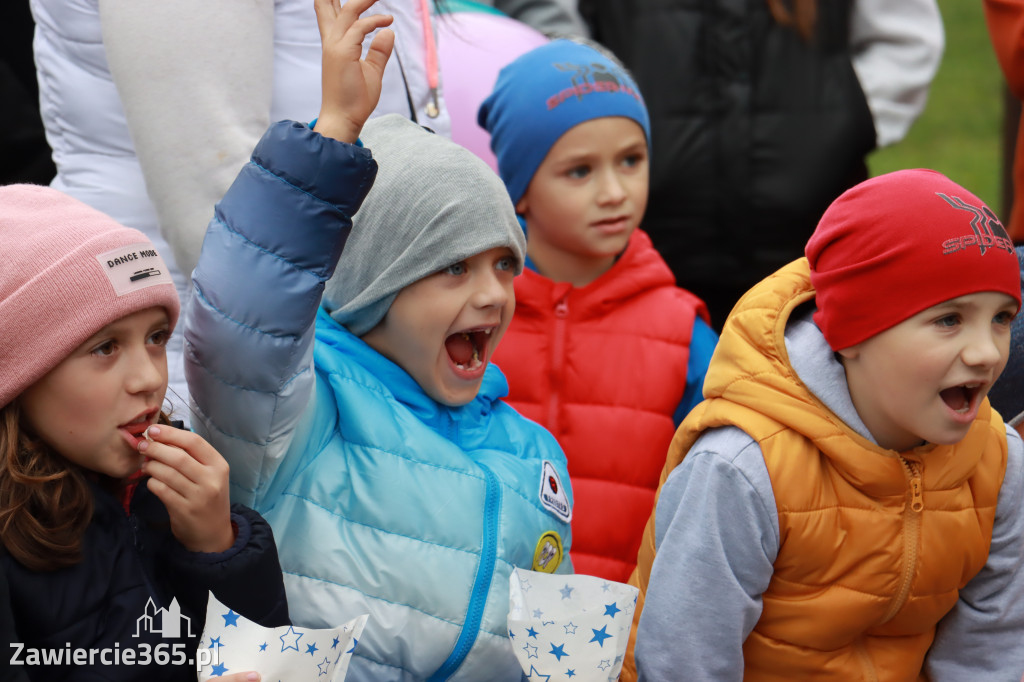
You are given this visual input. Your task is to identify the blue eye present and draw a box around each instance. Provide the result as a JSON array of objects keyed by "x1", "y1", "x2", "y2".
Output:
[
  {"x1": 444, "y1": 262, "x2": 467, "y2": 276},
  {"x1": 496, "y1": 256, "x2": 516, "y2": 271},
  {"x1": 567, "y1": 166, "x2": 590, "y2": 179},
  {"x1": 994, "y1": 311, "x2": 1015, "y2": 326},
  {"x1": 622, "y1": 153, "x2": 644, "y2": 168},
  {"x1": 936, "y1": 314, "x2": 959, "y2": 328}
]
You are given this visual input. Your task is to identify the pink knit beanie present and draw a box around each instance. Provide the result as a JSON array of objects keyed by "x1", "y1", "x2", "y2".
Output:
[
  {"x1": 0, "y1": 185, "x2": 180, "y2": 408},
  {"x1": 807, "y1": 169, "x2": 1021, "y2": 351}
]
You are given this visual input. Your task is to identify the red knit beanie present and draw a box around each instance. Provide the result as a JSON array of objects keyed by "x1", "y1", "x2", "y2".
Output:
[
  {"x1": 0, "y1": 185, "x2": 180, "y2": 408},
  {"x1": 807, "y1": 169, "x2": 1021, "y2": 351}
]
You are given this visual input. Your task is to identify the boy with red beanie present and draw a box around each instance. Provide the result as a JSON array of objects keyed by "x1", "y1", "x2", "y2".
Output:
[{"x1": 625, "y1": 169, "x2": 1024, "y2": 680}]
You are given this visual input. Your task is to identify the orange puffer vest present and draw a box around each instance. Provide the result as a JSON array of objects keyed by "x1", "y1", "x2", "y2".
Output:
[
  {"x1": 624, "y1": 259, "x2": 1007, "y2": 681},
  {"x1": 493, "y1": 230, "x2": 707, "y2": 582}
]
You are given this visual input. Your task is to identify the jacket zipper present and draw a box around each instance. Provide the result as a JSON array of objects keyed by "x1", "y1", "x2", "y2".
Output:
[
  {"x1": 855, "y1": 457, "x2": 922, "y2": 680},
  {"x1": 881, "y1": 457, "x2": 923, "y2": 624},
  {"x1": 853, "y1": 639, "x2": 879, "y2": 682},
  {"x1": 428, "y1": 431, "x2": 502, "y2": 681},
  {"x1": 547, "y1": 294, "x2": 570, "y2": 433}
]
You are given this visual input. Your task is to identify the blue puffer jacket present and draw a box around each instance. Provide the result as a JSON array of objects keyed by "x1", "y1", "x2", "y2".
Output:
[{"x1": 185, "y1": 121, "x2": 573, "y2": 682}]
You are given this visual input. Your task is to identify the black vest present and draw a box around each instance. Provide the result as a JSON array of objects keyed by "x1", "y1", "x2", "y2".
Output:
[{"x1": 582, "y1": 0, "x2": 875, "y2": 327}]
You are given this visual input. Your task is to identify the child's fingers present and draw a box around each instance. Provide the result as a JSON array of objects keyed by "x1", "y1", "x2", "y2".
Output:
[
  {"x1": 339, "y1": 14, "x2": 393, "y2": 56},
  {"x1": 143, "y1": 425, "x2": 228, "y2": 469},
  {"x1": 350, "y1": 13, "x2": 394, "y2": 41},
  {"x1": 145, "y1": 475, "x2": 189, "y2": 516},
  {"x1": 313, "y1": 0, "x2": 339, "y2": 39},
  {"x1": 364, "y1": 25, "x2": 395, "y2": 74},
  {"x1": 317, "y1": 0, "x2": 385, "y2": 44},
  {"x1": 338, "y1": 0, "x2": 386, "y2": 26},
  {"x1": 139, "y1": 439, "x2": 204, "y2": 486},
  {"x1": 142, "y1": 456, "x2": 197, "y2": 500}
]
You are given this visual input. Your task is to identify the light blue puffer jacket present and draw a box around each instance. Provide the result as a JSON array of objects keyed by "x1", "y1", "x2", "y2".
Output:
[{"x1": 185, "y1": 120, "x2": 573, "y2": 681}]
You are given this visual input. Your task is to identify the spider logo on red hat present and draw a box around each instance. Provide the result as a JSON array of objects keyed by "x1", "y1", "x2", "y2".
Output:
[{"x1": 938, "y1": 193, "x2": 1013, "y2": 256}]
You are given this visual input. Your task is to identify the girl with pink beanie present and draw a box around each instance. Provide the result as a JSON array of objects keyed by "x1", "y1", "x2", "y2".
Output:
[{"x1": 0, "y1": 184, "x2": 288, "y2": 681}]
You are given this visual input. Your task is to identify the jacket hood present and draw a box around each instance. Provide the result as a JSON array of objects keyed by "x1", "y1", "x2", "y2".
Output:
[{"x1": 707, "y1": 258, "x2": 990, "y2": 495}]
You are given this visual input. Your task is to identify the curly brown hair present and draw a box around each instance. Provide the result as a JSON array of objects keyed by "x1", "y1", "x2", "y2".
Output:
[
  {"x1": 0, "y1": 402, "x2": 93, "y2": 571},
  {"x1": 0, "y1": 403, "x2": 169, "y2": 571}
]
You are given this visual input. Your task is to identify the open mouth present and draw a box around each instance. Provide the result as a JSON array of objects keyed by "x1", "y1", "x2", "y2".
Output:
[
  {"x1": 939, "y1": 383, "x2": 983, "y2": 415},
  {"x1": 444, "y1": 327, "x2": 494, "y2": 372},
  {"x1": 119, "y1": 411, "x2": 157, "y2": 448}
]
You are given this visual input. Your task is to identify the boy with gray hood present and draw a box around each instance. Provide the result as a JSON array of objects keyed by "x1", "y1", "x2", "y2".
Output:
[{"x1": 183, "y1": 1, "x2": 573, "y2": 680}]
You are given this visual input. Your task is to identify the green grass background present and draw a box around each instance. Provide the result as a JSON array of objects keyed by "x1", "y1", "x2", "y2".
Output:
[{"x1": 867, "y1": 0, "x2": 1010, "y2": 215}]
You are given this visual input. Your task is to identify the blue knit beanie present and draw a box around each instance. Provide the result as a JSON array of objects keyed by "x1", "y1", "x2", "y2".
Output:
[{"x1": 478, "y1": 39, "x2": 651, "y2": 208}]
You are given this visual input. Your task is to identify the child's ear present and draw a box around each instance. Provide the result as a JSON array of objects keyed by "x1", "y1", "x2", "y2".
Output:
[{"x1": 515, "y1": 195, "x2": 529, "y2": 216}]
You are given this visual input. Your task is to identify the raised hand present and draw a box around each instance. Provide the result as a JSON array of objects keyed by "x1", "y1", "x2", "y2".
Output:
[
  {"x1": 139, "y1": 424, "x2": 234, "y2": 553},
  {"x1": 313, "y1": 0, "x2": 395, "y2": 143}
]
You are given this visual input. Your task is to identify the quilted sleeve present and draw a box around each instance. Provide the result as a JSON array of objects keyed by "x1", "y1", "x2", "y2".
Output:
[{"x1": 184, "y1": 121, "x2": 376, "y2": 508}]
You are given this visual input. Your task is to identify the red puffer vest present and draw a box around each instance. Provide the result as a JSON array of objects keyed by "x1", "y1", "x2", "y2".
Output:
[{"x1": 493, "y1": 230, "x2": 708, "y2": 581}]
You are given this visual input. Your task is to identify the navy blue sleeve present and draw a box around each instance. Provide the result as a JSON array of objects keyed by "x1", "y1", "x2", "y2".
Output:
[
  {"x1": 0, "y1": 565, "x2": 29, "y2": 682},
  {"x1": 164, "y1": 503, "x2": 289, "y2": 634}
]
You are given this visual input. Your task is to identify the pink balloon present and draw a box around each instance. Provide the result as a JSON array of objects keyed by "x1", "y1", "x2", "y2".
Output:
[{"x1": 436, "y1": 11, "x2": 549, "y2": 172}]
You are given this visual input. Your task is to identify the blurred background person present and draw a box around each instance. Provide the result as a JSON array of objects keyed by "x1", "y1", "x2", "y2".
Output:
[
  {"x1": 28, "y1": 0, "x2": 584, "y2": 421},
  {"x1": 577, "y1": 0, "x2": 943, "y2": 328}
]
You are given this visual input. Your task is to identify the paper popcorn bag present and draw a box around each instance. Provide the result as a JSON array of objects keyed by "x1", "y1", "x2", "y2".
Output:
[
  {"x1": 508, "y1": 568, "x2": 638, "y2": 681},
  {"x1": 196, "y1": 592, "x2": 368, "y2": 681}
]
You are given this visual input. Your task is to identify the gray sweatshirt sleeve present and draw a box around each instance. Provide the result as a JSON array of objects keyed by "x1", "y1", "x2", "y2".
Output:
[
  {"x1": 635, "y1": 427, "x2": 778, "y2": 682},
  {"x1": 924, "y1": 424, "x2": 1024, "y2": 680}
]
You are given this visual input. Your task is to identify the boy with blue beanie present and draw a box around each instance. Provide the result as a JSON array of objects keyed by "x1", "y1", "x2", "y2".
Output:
[
  {"x1": 184, "y1": 1, "x2": 573, "y2": 680},
  {"x1": 479, "y1": 39, "x2": 717, "y2": 583}
]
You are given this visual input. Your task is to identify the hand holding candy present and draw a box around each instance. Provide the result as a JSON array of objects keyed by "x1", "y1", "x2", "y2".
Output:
[{"x1": 140, "y1": 424, "x2": 234, "y2": 553}]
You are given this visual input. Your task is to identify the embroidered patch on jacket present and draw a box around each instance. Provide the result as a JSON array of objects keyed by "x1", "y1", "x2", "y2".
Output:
[
  {"x1": 540, "y1": 460, "x2": 571, "y2": 523},
  {"x1": 95, "y1": 242, "x2": 173, "y2": 296},
  {"x1": 532, "y1": 531, "x2": 564, "y2": 573}
]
